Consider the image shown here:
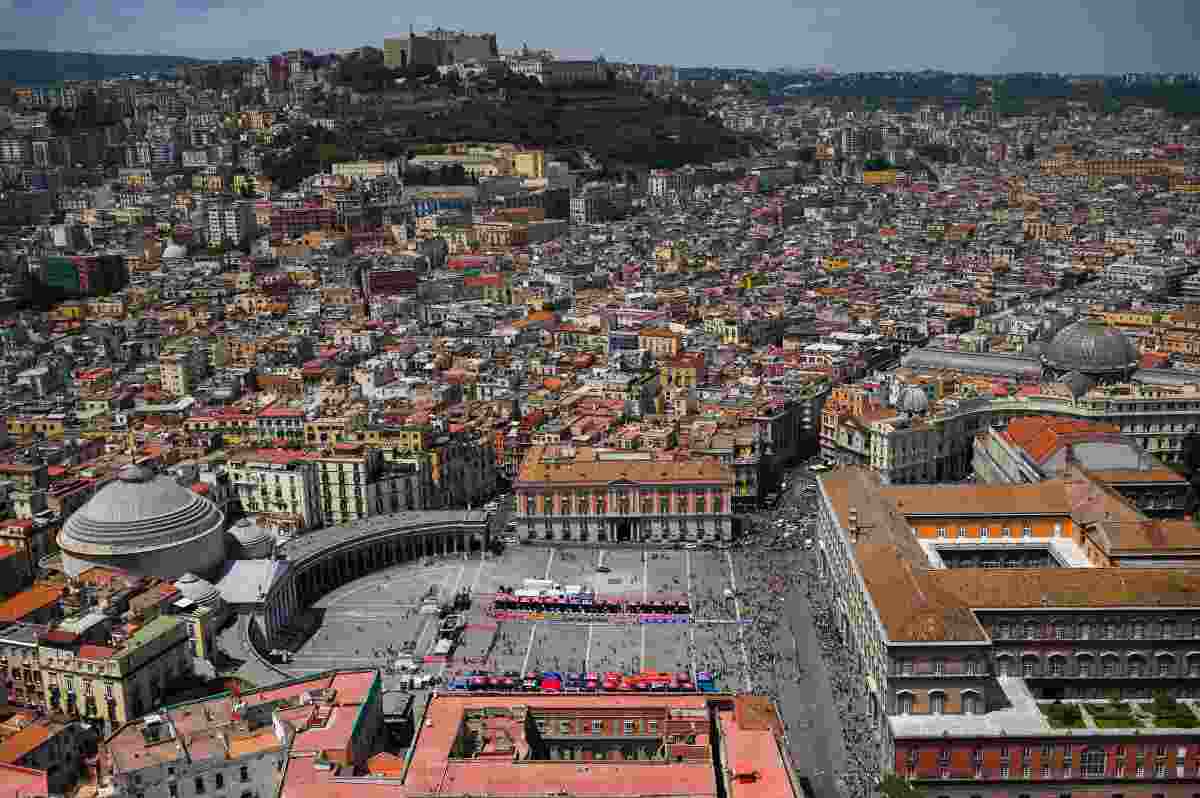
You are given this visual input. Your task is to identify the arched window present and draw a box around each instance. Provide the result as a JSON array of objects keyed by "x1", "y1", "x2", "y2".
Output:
[
  {"x1": 896, "y1": 692, "x2": 914, "y2": 715},
  {"x1": 1049, "y1": 655, "x2": 1066, "y2": 677},
  {"x1": 1021, "y1": 655, "x2": 1039, "y2": 677},
  {"x1": 1128, "y1": 654, "x2": 1147, "y2": 677},
  {"x1": 1161, "y1": 619, "x2": 1176, "y2": 639},
  {"x1": 1157, "y1": 653, "x2": 1175, "y2": 677},
  {"x1": 929, "y1": 691, "x2": 945, "y2": 715},
  {"x1": 1077, "y1": 654, "x2": 1094, "y2": 677},
  {"x1": 962, "y1": 690, "x2": 983, "y2": 715},
  {"x1": 1102, "y1": 654, "x2": 1119, "y2": 677}
]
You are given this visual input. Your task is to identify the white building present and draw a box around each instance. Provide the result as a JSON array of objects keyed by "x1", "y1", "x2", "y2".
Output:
[{"x1": 207, "y1": 199, "x2": 255, "y2": 245}]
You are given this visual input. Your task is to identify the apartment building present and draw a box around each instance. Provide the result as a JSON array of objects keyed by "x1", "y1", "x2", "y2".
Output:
[
  {"x1": 225, "y1": 449, "x2": 321, "y2": 535},
  {"x1": 38, "y1": 615, "x2": 192, "y2": 736},
  {"x1": 206, "y1": 199, "x2": 254, "y2": 245},
  {"x1": 311, "y1": 445, "x2": 424, "y2": 527}
]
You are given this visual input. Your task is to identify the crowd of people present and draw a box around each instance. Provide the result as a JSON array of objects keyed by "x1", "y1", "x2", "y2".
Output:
[{"x1": 710, "y1": 462, "x2": 884, "y2": 798}]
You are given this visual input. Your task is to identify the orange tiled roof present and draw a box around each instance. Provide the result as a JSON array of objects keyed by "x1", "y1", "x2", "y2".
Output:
[
  {"x1": 0, "y1": 585, "x2": 64, "y2": 623},
  {"x1": 1002, "y1": 416, "x2": 1121, "y2": 464}
]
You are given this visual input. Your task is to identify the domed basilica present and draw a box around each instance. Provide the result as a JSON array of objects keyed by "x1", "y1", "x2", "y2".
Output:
[
  {"x1": 57, "y1": 465, "x2": 227, "y2": 580},
  {"x1": 1040, "y1": 319, "x2": 1140, "y2": 385}
]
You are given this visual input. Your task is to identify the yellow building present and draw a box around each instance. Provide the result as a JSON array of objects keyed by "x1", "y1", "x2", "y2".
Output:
[
  {"x1": 662, "y1": 352, "x2": 706, "y2": 389},
  {"x1": 38, "y1": 615, "x2": 192, "y2": 734},
  {"x1": 510, "y1": 150, "x2": 545, "y2": 179}
]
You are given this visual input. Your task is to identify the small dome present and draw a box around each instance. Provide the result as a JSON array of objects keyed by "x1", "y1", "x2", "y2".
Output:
[
  {"x1": 1059, "y1": 370, "x2": 1096, "y2": 399},
  {"x1": 228, "y1": 517, "x2": 274, "y2": 557},
  {"x1": 163, "y1": 242, "x2": 188, "y2": 258},
  {"x1": 174, "y1": 572, "x2": 220, "y2": 606},
  {"x1": 899, "y1": 385, "x2": 929, "y2": 415}
]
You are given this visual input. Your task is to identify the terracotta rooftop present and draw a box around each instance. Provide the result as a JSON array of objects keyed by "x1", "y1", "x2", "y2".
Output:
[
  {"x1": 516, "y1": 445, "x2": 731, "y2": 486},
  {"x1": 881, "y1": 482, "x2": 1073, "y2": 517},
  {"x1": 819, "y1": 467, "x2": 1200, "y2": 643},
  {"x1": 1002, "y1": 416, "x2": 1122, "y2": 464}
]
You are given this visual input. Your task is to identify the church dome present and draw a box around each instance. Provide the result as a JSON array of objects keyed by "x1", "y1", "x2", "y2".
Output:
[
  {"x1": 174, "y1": 572, "x2": 220, "y2": 606},
  {"x1": 1042, "y1": 320, "x2": 1139, "y2": 377},
  {"x1": 58, "y1": 466, "x2": 226, "y2": 580}
]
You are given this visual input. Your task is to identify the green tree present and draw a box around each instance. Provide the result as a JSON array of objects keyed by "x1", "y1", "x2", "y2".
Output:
[{"x1": 879, "y1": 774, "x2": 923, "y2": 798}]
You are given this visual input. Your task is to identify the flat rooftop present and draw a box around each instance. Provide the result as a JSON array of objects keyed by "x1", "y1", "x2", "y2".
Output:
[{"x1": 282, "y1": 694, "x2": 799, "y2": 798}]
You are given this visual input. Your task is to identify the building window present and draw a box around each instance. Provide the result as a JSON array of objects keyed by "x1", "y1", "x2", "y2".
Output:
[
  {"x1": 930, "y1": 693, "x2": 945, "y2": 714},
  {"x1": 1022, "y1": 526, "x2": 1032, "y2": 538},
  {"x1": 1023, "y1": 657, "x2": 1037, "y2": 677},
  {"x1": 933, "y1": 658, "x2": 944, "y2": 675},
  {"x1": 623, "y1": 719, "x2": 636, "y2": 734},
  {"x1": 1081, "y1": 748, "x2": 1106, "y2": 778},
  {"x1": 195, "y1": 778, "x2": 205, "y2": 795},
  {"x1": 897, "y1": 693, "x2": 913, "y2": 714},
  {"x1": 980, "y1": 527, "x2": 989, "y2": 538},
  {"x1": 1002, "y1": 527, "x2": 1012, "y2": 538},
  {"x1": 1024, "y1": 621, "x2": 1036, "y2": 639},
  {"x1": 1133, "y1": 621, "x2": 1146, "y2": 640},
  {"x1": 1078, "y1": 657, "x2": 1093, "y2": 677},
  {"x1": 215, "y1": 775, "x2": 224, "y2": 790},
  {"x1": 1050, "y1": 657, "x2": 1064, "y2": 677},
  {"x1": 965, "y1": 658, "x2": 978, "y2": 675},
  {"x1": 957, "y1": 527, "x2": 966, "y2": 538},
  {"x1": 240, "y1": 767, "x2": 249, "y2": 783},
  {"x1": 1000, "y1": 766, "x2": 1010, "y2": 779},
  {"x1": 560, "y1": 720, "x2": 571, "y2": 734},
  {"x1": 936, "y1": 527, "x2": 947, "y2": 537},
  {"x1": 647, "y1": 720, "x2": 658, "y2": 733},
  {"x1": 900, "y1": 659, "x2": 913, "y2": 676},
  {"x1": 592, "y1": 719, "x2": 602, "y2": 733}
]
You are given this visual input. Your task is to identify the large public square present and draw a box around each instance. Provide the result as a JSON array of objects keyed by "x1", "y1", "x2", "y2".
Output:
[
  {"x1": 279, "y1": 543, "x2": 755, "y2": 693},
  {"x1": 264, "y1": 460, "x2": 864, "y2": 798}
]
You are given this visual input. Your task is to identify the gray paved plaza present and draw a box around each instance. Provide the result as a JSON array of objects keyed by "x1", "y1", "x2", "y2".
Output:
[{"x1": 279, "y1": 544, "x2": 752, "y2": 692}]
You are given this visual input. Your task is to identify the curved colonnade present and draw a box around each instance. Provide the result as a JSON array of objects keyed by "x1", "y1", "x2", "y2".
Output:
[{"x1": 250, "y1": 510, "x2": 491, "y2": 649}]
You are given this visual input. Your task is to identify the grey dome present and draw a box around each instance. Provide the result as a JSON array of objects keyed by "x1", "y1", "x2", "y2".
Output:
[
  {"x1": 1059, "y1": 370, "x2": 1096, "y2": 399},
  {"x1": 899, "y1": 385, "x2": 929, "y2": 415},
  {"x1": 228, "y1": 517, "x2": 274, "y2": 558},
  {"x1": 1042, "y1": 320, "x2": 1139, "y2": 376},
  {"x1": 59, "y1": 471, "x2": 226, "y2": 579},
  {"x1": 163, "y1": 242, "x2": 188, "y2": 258},
  {"x1": 174, "y1": 572, "x2": 220, "y2": 606}
]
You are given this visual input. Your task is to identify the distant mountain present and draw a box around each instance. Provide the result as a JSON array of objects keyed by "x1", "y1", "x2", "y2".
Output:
[{"x1": 0, "y1": 50, "x2": 206, "y2": 85}]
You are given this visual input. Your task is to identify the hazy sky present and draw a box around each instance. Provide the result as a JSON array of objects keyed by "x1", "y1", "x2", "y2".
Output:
[{"x1": 2, "y1": 0, "x2": 1197, "y2": 73}]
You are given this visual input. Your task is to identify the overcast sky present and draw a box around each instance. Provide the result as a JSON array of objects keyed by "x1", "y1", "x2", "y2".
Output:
[{"x1": 2, "y1": 0, "x2": 1196, "y2": 73}]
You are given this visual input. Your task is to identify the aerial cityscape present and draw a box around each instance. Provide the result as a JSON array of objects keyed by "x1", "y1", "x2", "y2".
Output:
[{"x1": 0, "y1": 10, "x2": 1199, "y2": 798}]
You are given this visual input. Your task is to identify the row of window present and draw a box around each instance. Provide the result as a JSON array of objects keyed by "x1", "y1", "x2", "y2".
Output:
[
  {"x1": 533, "y1": 717, "x2": 679, "y2": 737},
  {"x1": 933, "y1": 525, "x2": 1058, "y2": 538},
  {"x1": 992, "y1": 619, "x2": 1200, "y2": 641}
]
